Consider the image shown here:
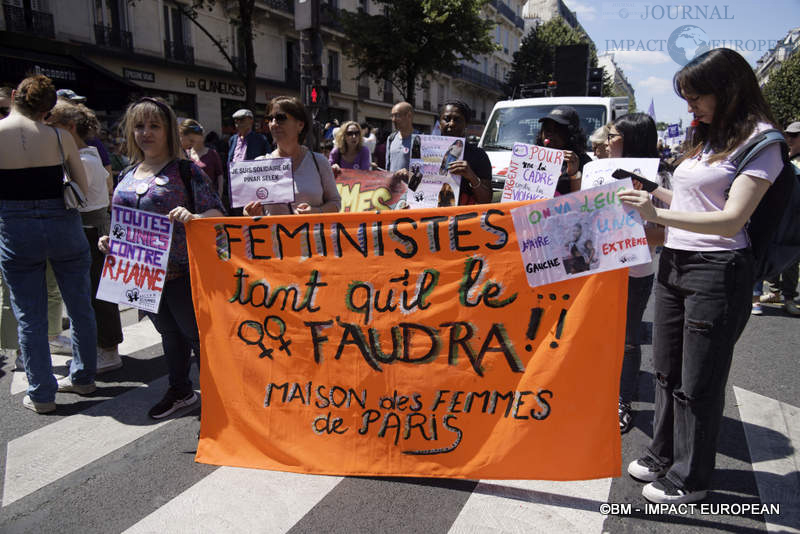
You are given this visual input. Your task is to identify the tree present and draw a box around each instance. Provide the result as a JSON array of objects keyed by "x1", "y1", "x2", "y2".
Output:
[
  {"x1": 506, "y1": 17, "x2": 600, "y2": 97},
  {"x1": 131, "y1": 0, "x2": 258, "y2": 110},
  {"x1": 337, "y1": 0, "x2": 497, "y2": 108},
  {"x1": 764, "y1": 52, "x2": 800, "y2": 127}
]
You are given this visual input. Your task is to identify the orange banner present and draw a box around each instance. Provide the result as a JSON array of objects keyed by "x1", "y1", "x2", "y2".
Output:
[{"x1": 187, "y1": 202, "x2": 626, "y2": 480}]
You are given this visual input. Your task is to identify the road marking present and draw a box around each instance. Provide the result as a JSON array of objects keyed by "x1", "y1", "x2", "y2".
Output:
[
  {"x1": 448, "y1": 478, "x2": 612, "y2": 533},
  {"x1": 10, "y1": 318, "x2": 160, "y2": 395},
  {"x1": 2, "y1": 370, "x2": 195, "y2": 507},
  {"x1": 734, "y1": 386, "x2": 800, "y2": 533},
  {"x1": 123, "y1": 467, "x2": 342, "y2": 534}
]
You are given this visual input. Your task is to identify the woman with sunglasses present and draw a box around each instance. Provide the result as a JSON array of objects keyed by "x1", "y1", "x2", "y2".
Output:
[
  {"x1": 619, "y1": 49, "x2": 783, "y2": 504},
  {"x1": 329, "y1": 120, "x2": 371, "y2": 174},
  {"x1": 244, "y1": 96, "x2": 340, "y2": 216},
  {"x1": 99, "y1": 97, "x2": 224, "y2": 419},
  {"x1": 0, "y1": 75, "x2": 97, "y2": 413},
  {"x1": 180, "y1": 119, "x2": 224, "y2": 199}
]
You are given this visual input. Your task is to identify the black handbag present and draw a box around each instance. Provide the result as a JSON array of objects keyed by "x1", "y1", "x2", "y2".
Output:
[{"x1": 53, "y1": 126, "x2": 87, "y2": 209}]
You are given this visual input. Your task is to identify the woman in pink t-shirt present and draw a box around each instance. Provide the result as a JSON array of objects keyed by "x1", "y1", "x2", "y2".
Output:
[
  {"x1": 180, "y1": 119, "x2": 223, "y2": 198},
  {"x1": 620, "y1": 49, "x2": 783, "y2": 505}
]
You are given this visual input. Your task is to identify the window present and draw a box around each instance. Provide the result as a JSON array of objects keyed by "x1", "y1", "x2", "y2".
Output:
[
  {"x1": 504, "y1": 29, "x2": 509, "y2": 51},
  {"x1": 495, "y1": 24, "x2": 500, "y2": 44},
  {"x1": 286, "y1": 39, "x2": 300, "y2": 73},
  {"x1": 438, "y1": 83, "x2": 445, "y2": 102},
  {"x1": 327, "y1": 51, "x2": 339, "y2": 82},
  {"x1": 163, "y1": 2, "x2": 190, "y2": 47},
  {"x1": 358, "y1": 0, "x2": 368, "y2": 13},
  {"x1": 94, "y1": 0, "x2": 126, "y2": 30}
]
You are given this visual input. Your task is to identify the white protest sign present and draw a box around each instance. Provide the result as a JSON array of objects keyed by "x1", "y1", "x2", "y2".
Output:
[
  {"x1": 406, "y1": 134, "x2": 464, "y2": 209},
  {"x1": 580, "y1": 157, "x2": 660, "y2": 190},
  {"x1": 510, "y1": 179, "x2": 652, "y2": 288},
  {"x1": 97, "y1": 205, "x2": 173, "y2": 313},
  {"x1": 500, "y1": 143, "x2": 563, "y2": 202},
  {"x1": 229, "y1": 158, "x2": 294, "y2": 208}
]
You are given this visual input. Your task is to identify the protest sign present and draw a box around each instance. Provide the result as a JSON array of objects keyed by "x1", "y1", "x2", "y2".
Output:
[
  {"x1": 186, "y1": 203, "x2": 627, "y2": 480},
  {"x1": 580, "y1": 157, "x2": 660, "y2": 190},
  {"x1": 406, "y1": 134, "x2": 464, "y2": 209},
  {"x1": 667, "y1": 124, "x2": 680, "y2": 138},
  {"x1": 512, "y1": 179, "x2": 651, "y2": 288},
  {"x1": 97, "y1": 205, "x2": 173, "y2": 313},
  {"x1": 229, "y1": 158, "x2": 294, "y2": 208},
  {"x1": 500, "y1": 143, "x2": 563, "y2": 202},
  {"x1": 335, "y1": 168, "x2": 407, "y2": 212}
]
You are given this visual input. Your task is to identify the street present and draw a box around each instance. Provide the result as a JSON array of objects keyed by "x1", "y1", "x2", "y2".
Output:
[{"x1": 0, "y1": 288, "x2": 797, "y2": 534}]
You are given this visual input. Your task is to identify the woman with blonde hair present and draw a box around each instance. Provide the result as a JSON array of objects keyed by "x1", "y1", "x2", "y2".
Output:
[
  {"x1": 329, "y1": 120, "x2": 371, "y2": 173},
  {"x1": 179, "y1": 119, "x2": 223, "y2": 198},
  {"x1": 99, "y1": 97, "x2": 224, "y2": 419},
  {"x1": 589, "y1": 124, "x2": 610, "y2": 159},
  {"x1": 0, "y1": 75, "x2": 97, "y2": 413}
]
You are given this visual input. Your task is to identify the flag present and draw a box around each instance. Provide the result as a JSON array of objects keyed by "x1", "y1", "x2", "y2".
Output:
[{"x1": 647, "y1": 98, "x2": 656, "y2": 122}]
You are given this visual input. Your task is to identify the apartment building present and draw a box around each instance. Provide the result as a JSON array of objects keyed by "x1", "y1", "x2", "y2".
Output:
[{"x1": 1, "y1": 0, "x2": 523, "y2": 136}]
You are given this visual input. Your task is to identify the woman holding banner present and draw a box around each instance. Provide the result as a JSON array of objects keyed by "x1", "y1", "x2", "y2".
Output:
[
  {"x1": 607, "y1": 112, "x2": 671, "y2": 434},
  {"x1": 244, "y1": 97, "x2": 340, "y2": 216},
  {"x1": 329, "y1": 120, "x2": 371, "y2": 173},
  {"x1": 619, "y1": 49, "x2": 782, "y2": 504},
  {"x1": 100, "y1": 97, "x2": 224, "y2": 419}
]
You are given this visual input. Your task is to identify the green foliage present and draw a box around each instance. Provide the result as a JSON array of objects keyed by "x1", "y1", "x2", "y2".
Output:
[
  {"x1": 764, "y1": 52, "x2": 800, "y2": 126},
  {"x1": 337, "y1": 0, "x2": 497, "y2": 106},
  {"x1": 507, "y1": 18, "x2": 598, "y2": 97}
]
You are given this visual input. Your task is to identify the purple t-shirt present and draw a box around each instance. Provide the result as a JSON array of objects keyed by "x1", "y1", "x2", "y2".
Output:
[
  {"x1": 666, "y1": 123, "x2": 783, "y2": 251},
  {"x1": 113, "y1": 160, "x2": 224, "y2": 280},
  {"x1": 329, "y1": 146, "x2": 371, "y2": 170}
]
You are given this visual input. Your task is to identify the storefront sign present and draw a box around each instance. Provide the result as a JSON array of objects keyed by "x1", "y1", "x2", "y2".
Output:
[
  {"x1": 124, "y1": 68, "x2": 155, "y2": 83},
  {"x1": 186, "y1": 78, "x2": 245, "y2": 97},
  {"x1": 33, "y1": 64, "x2": 76, "y2": 81}
]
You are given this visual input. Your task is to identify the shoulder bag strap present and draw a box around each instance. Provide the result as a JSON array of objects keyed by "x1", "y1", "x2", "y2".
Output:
[{"x1": 51, "y1": 126, "x2": 70, "y2": 181}]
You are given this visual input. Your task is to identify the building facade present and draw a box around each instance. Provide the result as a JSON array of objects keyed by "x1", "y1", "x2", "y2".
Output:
[
  {"x1": 755, "y1": 26, "x2": 799, "y2": 88},
  {"x1": 1, "y1": 0, "x2": 523, "y2": 137},
  {"x1": 596, "y1": 52, "x2": 634, "y2": 103}
]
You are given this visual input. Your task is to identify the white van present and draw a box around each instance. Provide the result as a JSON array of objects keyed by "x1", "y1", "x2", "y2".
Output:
[{"x1": 478, "y1": 96, "x2": 629, "y2": 197}]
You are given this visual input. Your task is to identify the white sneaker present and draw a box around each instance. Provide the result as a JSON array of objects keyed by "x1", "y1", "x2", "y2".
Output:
[
  {"x1": 759, "y1": 291, "x2": 783, "y2": 304},
  {"x1": 23, "y1": 395, "x2": 56, "y2": 414},
  {"x1": 49, "y1": 334, "x2": 73, "y2": 354},
  {"x1": 97, "y1": 347, "x2": 123, "y2": 374},
  {"x1": 56, "y1": 376, "x2": 96, "y2": 395}
]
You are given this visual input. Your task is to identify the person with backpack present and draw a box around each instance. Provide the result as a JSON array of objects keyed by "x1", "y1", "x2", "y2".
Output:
[
  {"x1": 619, "y1": 48, "x2": 784, "y2": 504},
  {"x1": 99, "y1": 97, "x2": 224, "y2": 419}
]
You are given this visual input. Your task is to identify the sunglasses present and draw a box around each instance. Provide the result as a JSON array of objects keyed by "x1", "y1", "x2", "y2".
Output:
[
  {"x1": 345, "y1": 130, "x2": 360, "y2": 136},
  {"x1": 265, "y1": 113, "x2": 289, "y2": 123}
]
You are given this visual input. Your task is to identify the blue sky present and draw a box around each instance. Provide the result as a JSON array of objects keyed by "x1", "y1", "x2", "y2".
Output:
[{"x1": 565, "y1": 0, "x2": 800, "y2": 126}]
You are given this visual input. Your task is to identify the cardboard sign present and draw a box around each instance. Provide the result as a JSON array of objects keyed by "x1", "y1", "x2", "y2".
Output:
[
  {"x1": 186, "y1": 202, "x2": 627, "y2": 480},
  {"x1": 336, "y1": 169, "x2": 408, "y2": 212},
  {"x1": 406, "y1": 135, "x2": 464, "y2": 209},
  {"x1": 97, "y1": 205, "x2": 173, "y2": 313},
  {"x1": 229, "y1": 158, "x2": 294, "y2": 208},
  {"x1": 501, "y1": 143, "x2": 563, "y2": 202},
  {"x1": 511, "y1": 179, "x2": 651, "y2": 288},
  {"x1": 580, "y1": 158, "x2": 660, "y2": 190}
]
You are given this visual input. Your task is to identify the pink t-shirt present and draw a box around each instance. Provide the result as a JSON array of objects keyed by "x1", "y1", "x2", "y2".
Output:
[{"x1": 665, "y1": 123, "x2": 783, "y2": 251}]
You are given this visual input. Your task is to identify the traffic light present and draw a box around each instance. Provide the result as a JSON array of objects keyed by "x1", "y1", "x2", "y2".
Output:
[
  {"x1": 587, "y1": 67, "x2": 604, "y2": 96},
  {"x1": 307, "y1": 84, "x2": 328, "y2": 108}
]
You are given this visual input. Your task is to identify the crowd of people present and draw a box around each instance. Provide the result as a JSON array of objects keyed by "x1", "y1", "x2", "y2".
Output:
[{"x1": 0, "y1": 46, "x2": 797, "y2": 507}]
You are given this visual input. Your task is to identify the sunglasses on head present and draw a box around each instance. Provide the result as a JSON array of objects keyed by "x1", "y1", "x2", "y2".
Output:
[{"x1": 265, "y1": 112, "x2": 289, "y2": 123}]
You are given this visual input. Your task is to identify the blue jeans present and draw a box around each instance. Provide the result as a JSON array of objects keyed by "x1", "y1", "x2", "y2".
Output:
[
  {"x1": 146, "y1": 275, "x2": 199, "y2": 395},
  {"x1": 0, "y1": 199, "x2": 97, "y2": 402},
  {"x1": 619, "y1": 274, "x2": 655, "y2": 404},
  {"x1": 647, "y1": 247, "x2": 753, "y2": 491}
]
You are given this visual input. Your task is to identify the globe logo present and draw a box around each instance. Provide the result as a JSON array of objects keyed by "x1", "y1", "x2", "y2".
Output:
[{"x1": 668, "y1": 25, "x2": 710, "y2": 66}]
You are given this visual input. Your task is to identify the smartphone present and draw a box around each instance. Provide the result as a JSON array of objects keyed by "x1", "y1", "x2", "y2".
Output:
[{"x1": 612, "y1": 169, "x2": 659, "y2": 193}]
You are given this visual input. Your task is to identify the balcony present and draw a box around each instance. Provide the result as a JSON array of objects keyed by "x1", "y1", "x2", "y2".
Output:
[
  {"x1": 3, "y1": 4, "x2": 55, "y2": 39},
  {"x1": 320, "y1": 3, "x2": 342, "y2": 32},
  {"x1": 94, "y1": 25, "x2": 133, "y2": 51},
  {"x1": 285, "y1": 68, "x2": 301, "y2": 90},
  {"x1": 327, "y1": 79, "x2": 341, "y2": 93},
  {"x1": 454, "y1": 64, "x2": 505, "y2": 93},
  {"x1": 263, "y1": 0, "x2": 294, "y2": 14},
  {"x1": 164, "y1": 40, "x2": 194, "y2": 64},
  {"x1": 514, "y1": 15, "x2": 525, "y2": 30},
  {"x1": 382, "y1": 89, "x2": 393, "y2": 104},
  {"x1": 358, "y1": 85, "x2": 370, "y2": 99}
]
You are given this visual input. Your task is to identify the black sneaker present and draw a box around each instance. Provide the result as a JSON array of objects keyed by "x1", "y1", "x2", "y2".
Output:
[
  {"x1": 619, "y1": 401, "x2": 633, "y2": 433},
  {"x1": 628, "y1": 456, "x2": 668, "y2": 482},
  {"x1": 642, "y1": 477, "x2": 707, "y2": 504},
  {"x1": 148, "y1": 388, "x2": 198, "y2": 419}
]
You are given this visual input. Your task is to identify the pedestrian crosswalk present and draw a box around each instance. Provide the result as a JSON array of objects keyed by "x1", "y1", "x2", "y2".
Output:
[{"x1": 1, "y1": 317, "x2": 798, "y2": 533}]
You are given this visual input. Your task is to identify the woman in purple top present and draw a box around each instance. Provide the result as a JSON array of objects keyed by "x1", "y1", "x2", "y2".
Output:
[
  {"x1": 180, "y1": 119, "x2": 223, "y2": 198},
  {"x1": 620, "y1": 49, "x2": 783, "y2": 505},
  {"x1": 99, "y1": 97, "x2": 224, "y2": 420},
  {"x1": 329, "y1": 120, "x2": 371, "y2": 174}
]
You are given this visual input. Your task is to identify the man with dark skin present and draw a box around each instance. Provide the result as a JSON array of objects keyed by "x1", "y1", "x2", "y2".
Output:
[{"x1": 439, "y1": 100, "x2": 492, "y2": 204}]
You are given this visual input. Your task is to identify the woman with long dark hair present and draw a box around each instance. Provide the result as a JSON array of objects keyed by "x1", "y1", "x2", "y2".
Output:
[
  {"x1": 608, "y1": 112, "x2": 671, "y2": 434},
  {"x1": 620, "y1": 49, "x2": 783, "y2": 504}
]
